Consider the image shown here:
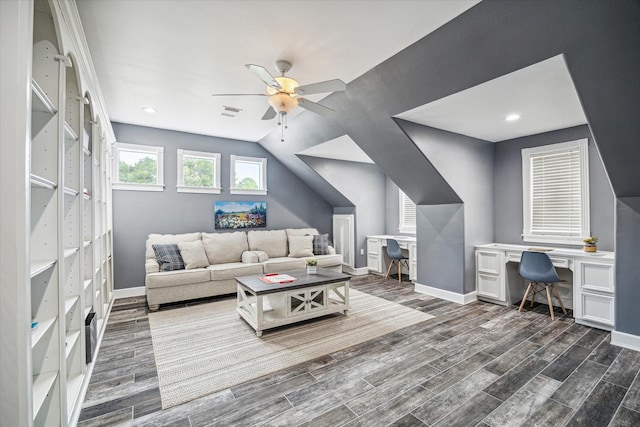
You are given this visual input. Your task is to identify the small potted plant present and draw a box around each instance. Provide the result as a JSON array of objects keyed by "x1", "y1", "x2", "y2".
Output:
[
  {"x1": 306, "y1": 258, "x2": 318, "y2": 274},
  {"x1": 583, "y1": 236, "x2": 598, "y2": 252}
]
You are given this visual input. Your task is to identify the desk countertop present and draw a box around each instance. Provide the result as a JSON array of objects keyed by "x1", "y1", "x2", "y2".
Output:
[
  {"x1": 369, "y1": 234, "x2": 417, "y2": 243},
  {"x1": 476, "y1": 243, "x2": 615, "y2": 261}
]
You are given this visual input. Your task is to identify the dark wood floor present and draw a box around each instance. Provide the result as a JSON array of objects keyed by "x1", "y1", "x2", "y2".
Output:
[{"x1": 78, "y1": 274, "x2": 640, "y2": 426}]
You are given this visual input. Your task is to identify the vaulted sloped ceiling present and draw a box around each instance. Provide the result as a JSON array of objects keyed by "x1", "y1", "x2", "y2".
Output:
[{"x1": 260, "y1": 0, "x2": 640, "y2": 209}]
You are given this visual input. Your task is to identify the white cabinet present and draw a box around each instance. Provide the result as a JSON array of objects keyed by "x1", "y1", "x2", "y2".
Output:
[
  {"x1": 476, "y1": 249, "x2": 506, "y2": 303},
  {"x1": 475, "y1": 244, "x2": 615, "y2": 331},
  {"x1": 367, "y1": 237, "x2": 382, "y2": 273},
  {"x1": 574, "y1": 259, "x2": 615, "y2": 329}
]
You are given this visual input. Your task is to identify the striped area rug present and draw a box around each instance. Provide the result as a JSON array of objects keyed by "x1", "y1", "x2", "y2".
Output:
[{"x1": 148, "y1": 289, "x2": 434, "y2": 409}]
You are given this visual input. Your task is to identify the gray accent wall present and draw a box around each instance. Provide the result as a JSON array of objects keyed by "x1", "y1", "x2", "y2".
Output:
[
  {"x1": 616, "y1": 197, "x2": 640, "y2": 335},
  {"x1": 299, "y1": 156, "x2": 386, "y2": 268},
  {"x1": 494, "y1": 125, "x2": 615, "y2": 251},
  {"x1": 111, "y1": 123, "x2": 333, "y2": 289},
  {"x1": 393, "y1": 120, "x2": 494, "y2": 294}
]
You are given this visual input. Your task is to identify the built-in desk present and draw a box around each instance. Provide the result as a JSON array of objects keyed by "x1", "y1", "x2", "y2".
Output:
[
  {"x1": 476, "y1": 243, "x2": 615, "y2": 330},
  {"x1": 367, "y1": 235, "x2": 417, "y2": 281}
]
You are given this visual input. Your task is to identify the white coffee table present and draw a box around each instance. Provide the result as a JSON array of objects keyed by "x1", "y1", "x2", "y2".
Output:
[{"x1": 236, "y1": 268, "x2": 350, "y2": 336}]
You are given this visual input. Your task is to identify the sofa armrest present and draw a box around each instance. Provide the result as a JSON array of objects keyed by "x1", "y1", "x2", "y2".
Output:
[
  {"x1": 145, "y1": 258, "x2": 160, "y2": 274},
  {"x1": 328, "y1": 246, "x2": 336, "y2": 255}
]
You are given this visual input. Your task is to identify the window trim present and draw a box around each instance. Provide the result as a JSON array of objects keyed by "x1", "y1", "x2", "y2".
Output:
[
  {"x1": 176, "y1": 149, "x2": 221, "y2": 194},
  {"x1": 112, "y1": 142, "x2": 164, "y2": 192},
  {"x1": 230, "y1": 155, "x2": 268, "y2": 195},
  {"x1": 521, "y1": 138, "x2": 590, "y2": 245},
  {"x1": 398, "y1": 189, "x2": 416, "y2": 235}
]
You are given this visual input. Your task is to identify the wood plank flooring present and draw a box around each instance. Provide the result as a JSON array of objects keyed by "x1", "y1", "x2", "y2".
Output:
[{"x1": 78, "y1": 274, "x2": 640, "y2": 426}]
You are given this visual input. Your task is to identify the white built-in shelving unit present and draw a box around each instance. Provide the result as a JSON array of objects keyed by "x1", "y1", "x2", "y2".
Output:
[{"x1": 1, "y1": 1, "x2": 115, "y2": 425}]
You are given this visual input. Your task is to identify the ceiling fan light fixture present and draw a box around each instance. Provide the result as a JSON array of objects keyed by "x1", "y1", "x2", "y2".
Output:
[
  {"x1": 266, "y1": 76, "x2": 299, "y2": 95},
  {"x1": 268, "y1": 92, "x2": 298, "y2": 114}
]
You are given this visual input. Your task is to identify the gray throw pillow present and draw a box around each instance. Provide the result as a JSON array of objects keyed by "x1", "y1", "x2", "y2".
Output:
[
  {"x1": 312, "y1": 233, "x2": 330, "y2": 255},
  {"x1": 152, "y1": 244, "x2": 185, "y2": 271}
]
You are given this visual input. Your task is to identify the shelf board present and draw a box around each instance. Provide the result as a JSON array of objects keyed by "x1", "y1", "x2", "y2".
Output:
[
  {"x1": 32, "y1": 371, "x2": 58, "y2": 420},
  {"x1": 83, "y1": 240, "x2": 91, "y2": 248},
  {"x1": 63, "y1": 187, "x2": 79, "y2": 197},
  {"x1": 83, "y1": 146, "x2": 91, "y2": 156},
  {"x1": 84, "y1": 306, "x2": 92, "y2": 318},
  {"x1": 64, "y1": 247, "x2": 79, "y2": 258},
  {"x1": 31, "y1": 316, "x2": 56, "y2": 348},
  {"x1": 30, "y1": 259, "x2": 56, "y2": 278},
  {"x1": 84, "y1": 279, "x2": 92, "y2": 291},
  {"x1": 30, "y1": 174, "x2": 57, "y2": 189},
  {"x1": 31, "y1": 78, "x2": 57, "y2": 115},
  {"x1": 65, "y1": 330, "x2": 81, "y2": 359},
  {"x1": 64, "y1": 296, "x2": 79, "y2": 315},
  {"x1": 83, "y1": 193, "x2": 91, "y2": 200},
  {"x1": 64, "y1": 121, "x2": 79, "y2": 141},
  {"x1": 66, "y1": 374, "x2": 84, "y2": 422}
]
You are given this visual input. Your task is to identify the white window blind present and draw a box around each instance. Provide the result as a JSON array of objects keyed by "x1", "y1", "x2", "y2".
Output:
[
  {"x1": 399, "y1": 190, "x2": 416, "y2": 234},
  {"x1": 522, "y1": 139, "x2": 589, "y2": 244}
]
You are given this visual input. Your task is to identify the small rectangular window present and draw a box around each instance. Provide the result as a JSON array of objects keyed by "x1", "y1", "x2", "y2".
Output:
[
  {"x1": 230, "y1": 155, "x2": 267, "y2": 195},
  {"x1": 522, "y1": 138, "x2": 590, "y2": 244},
  {"x1": 399, "y1": 189, "x2": 416, "y2": 234},
  {"x1": 177, "y1": 149, "x2": 221, "y2": 194},
  {"x1": 113, "y1": 142, "x2": 164, "y2": 191}
]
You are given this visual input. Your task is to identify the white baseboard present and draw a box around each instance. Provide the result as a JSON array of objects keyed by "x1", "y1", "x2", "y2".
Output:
[
  {"x1": 611, "y1": 330, "x2": 640, "y2": 352},
  {"x1": 414, "y1": 282, "x2": 478, "y2": 305},
  {"x1": 113, "y1": 286, "x2": 146, "y2": 299},
  {"x1": 343, "y1": 266, "x2": 369, "y2": 275}
]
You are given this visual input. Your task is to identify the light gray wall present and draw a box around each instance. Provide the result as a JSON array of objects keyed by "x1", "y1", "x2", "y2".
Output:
[
  {"x1": 111, "y1": 123, "x2": 333, "y2": 289},
  {"x1": 394, "y1": 120, "x2": 494, "y2": 294},
  {"x1": 616, "y1": 197, "x2": 640, "y2": 335},
  {"x1": 494, "y1": 125, "x2": 615, "y2": 251},
  {"x1": 299, "y1": 156, "x2": 386, "y2": 268},
  {"x1": 417, "y1": 204, "x2": 465, "y2": 293}
]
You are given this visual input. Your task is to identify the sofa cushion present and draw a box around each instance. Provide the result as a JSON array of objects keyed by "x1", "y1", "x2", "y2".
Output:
[
  {"x1": 262, "y1": 257, "x2": 306, "y2": 274},
  {"x1": 247, "y1": 230, "x2": 288, "y2": 258},
  {"x1": 146, "y1": 232, "x2": 201, "y2": 260},
  {"x1": 146, "y1": 268, "x2": 210, "y2": 289},
  {"x1": 312, "y1": 254, "x2": 343, "y2": 268},
  {"x1": 312, "y1": 233, "x2": 331, "y2": 255},
  {"x1": 153, "y1": 244, "x2": 185, "y2": 271},
  {"x1": 241, "y1": 250, "x2": 269, "y2": 263},
  {"x1": 208, "y1": 262, "x2": 264, "y2": 281},
  {"x1": 177, "y1": 240, "x2": 209, "y2": 270},
  {"x1": 288, "y1": 235, "x2": 314, "y2": 257},
  {"x1": 285, "y1": 228, "x2": 319, "y2": 237},
  {"x1": 202, "y1": 231, "x2": 248, "y2": 265}
]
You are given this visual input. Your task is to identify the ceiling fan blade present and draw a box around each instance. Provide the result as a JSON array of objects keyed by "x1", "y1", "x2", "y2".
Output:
[
  {"x1": 211, "y1": 93, "x2": 267, "y2": 97},
  {"x1": 245, "y1": 64, "x2": 282, "y2": 90},
  {"x1": 297, "y1": 98, "x2": 334, "y2": 117},
  {"x1": 295, "y1": 79, "x2": 346, "y2": 96},
  {"x1": 262, "y1": 106, "x2": 277, "y2": 120}
]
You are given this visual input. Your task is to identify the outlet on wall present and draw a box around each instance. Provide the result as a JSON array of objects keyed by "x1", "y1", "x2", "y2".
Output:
[{"x1": 360, "y1": 248, "x2": 364, "y2": 255}]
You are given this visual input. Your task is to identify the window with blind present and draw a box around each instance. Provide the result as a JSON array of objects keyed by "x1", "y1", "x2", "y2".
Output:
[
  {"x1": 399, "y1": 189, "x2": 416, "y2": 234},
  {"x1": 522, "y1": 138, "x2": 590, "y2": 244}
]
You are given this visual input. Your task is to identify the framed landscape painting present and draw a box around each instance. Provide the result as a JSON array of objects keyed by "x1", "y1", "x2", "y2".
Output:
[{"x1": 214, "y1": 201, "x2": 266, "y2": 229}]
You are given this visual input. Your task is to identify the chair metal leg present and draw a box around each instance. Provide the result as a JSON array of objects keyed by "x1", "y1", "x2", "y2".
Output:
[
  {"x1": 519, "y1": 282, "x2": 533, "y2": 312},
  {"x1": 551, "y1": 285, "x2": 568, "y2": 315},
  {"x1": 385, "y1": 259, "x2": 395, "y2": 279},
  {"x1": 545, "y1": 285, "x2": 555, "y2": 320}
]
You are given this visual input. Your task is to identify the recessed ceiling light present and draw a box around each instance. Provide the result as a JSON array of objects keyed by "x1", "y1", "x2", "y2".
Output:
[
  {"x1": 505, "y1": 113, "x2": 521, "y2": 122},
  {"x1": 142, "y1": 107, "x2": 157, "y2": 114}
]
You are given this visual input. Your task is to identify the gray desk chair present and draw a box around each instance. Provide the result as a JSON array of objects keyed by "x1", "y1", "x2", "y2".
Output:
[
  {"x1": 518, "y1": 251, "x2": 567, "y2": 320},
  {"x1": 385, "y1": 239, "x2": 409, "y2": 283}
]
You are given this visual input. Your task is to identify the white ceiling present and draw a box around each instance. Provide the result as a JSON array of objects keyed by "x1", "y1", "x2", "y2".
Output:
[
  {"x1": 396, "y1": 55, "x2": 588, "y2": 142},
  {"x1": 76, "y1": 0, "x2": 480, "y2": 142},
  {"x1": 298, "y1": 135, "x2": 374, "y2": 164}
]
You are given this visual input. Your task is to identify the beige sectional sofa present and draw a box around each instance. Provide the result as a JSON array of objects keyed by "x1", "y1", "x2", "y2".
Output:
[{"x1": 145, "y1": 228, "x2": 343, "y2": 310}]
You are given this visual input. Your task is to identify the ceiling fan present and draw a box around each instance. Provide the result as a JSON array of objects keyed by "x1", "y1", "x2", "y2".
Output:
[{"x1": 212, "y1": 59, "x2": 346, "y2": 141}]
